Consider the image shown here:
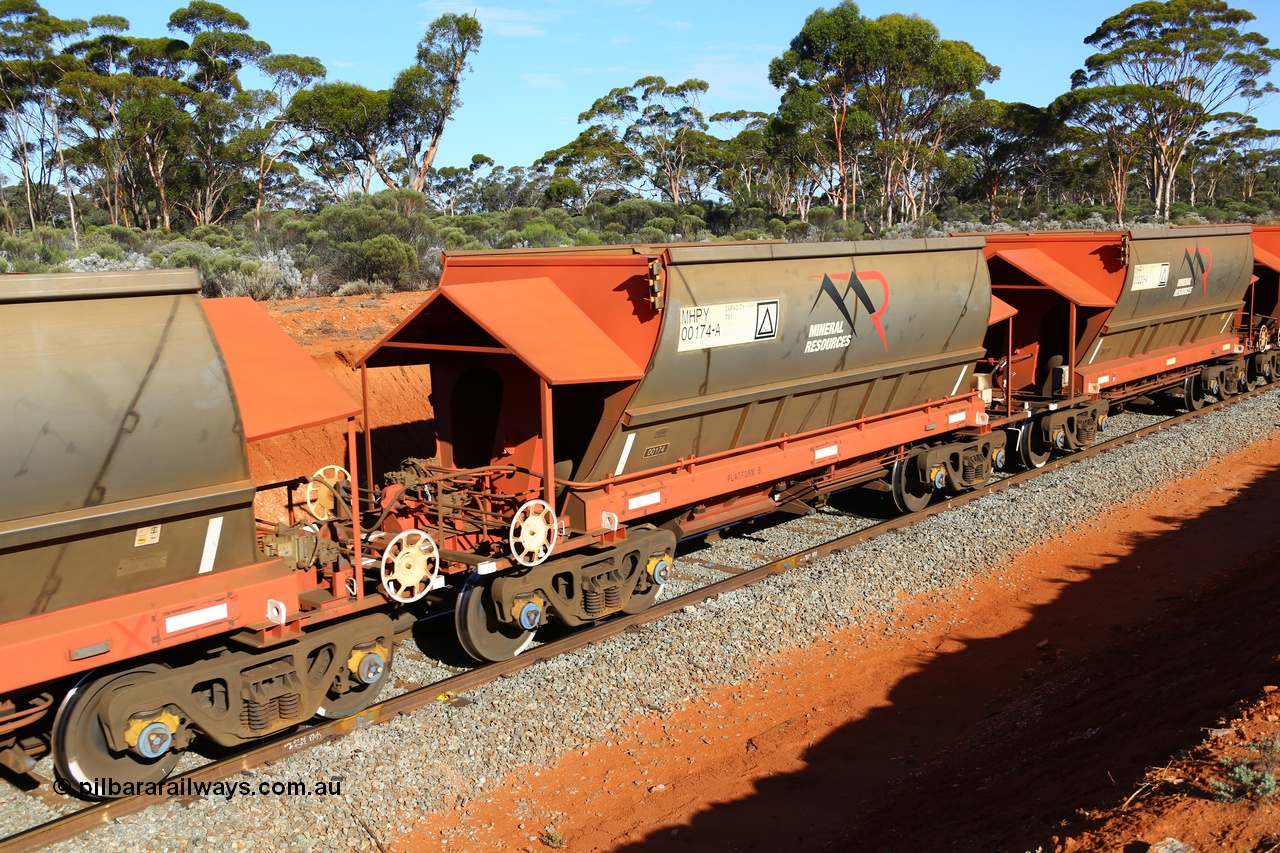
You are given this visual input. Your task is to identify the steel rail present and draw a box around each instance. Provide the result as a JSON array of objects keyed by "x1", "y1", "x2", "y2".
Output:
[{"x1": 1, "y1": 384, "x2": 1271, "y2": 853}]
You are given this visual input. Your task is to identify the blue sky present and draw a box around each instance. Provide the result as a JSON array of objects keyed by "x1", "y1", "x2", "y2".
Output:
[{"x1": 45, "y1": 0, "x2": 1280, "y2": 171}]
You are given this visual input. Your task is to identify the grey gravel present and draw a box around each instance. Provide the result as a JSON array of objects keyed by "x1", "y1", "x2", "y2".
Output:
[{"x1": 5, "y1": 388, "x2": 1277, "y2": 851}]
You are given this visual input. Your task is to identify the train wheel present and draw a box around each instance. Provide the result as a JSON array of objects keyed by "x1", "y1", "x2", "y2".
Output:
[
  {"x1": 622, "y1": 582, "x2": 664, "y2": 614},
  {"x1": 316, "y1": 641, "x2": 394, "y2": 719},
  {"x1": 455, "y1": 575, "x2": 535, "y2": 663},
  {"x1": 1018, "y1": 420, "x2": 1051, "y2": 469},
  {"x1": 52, "y1": 664, "x2": 179, "y2": 796},
  {"x1": 890, "y1": 451, "x2": 932, "y2": 513},
  {"x1": 1183, "y1": 375, "x2": 1204, "y2": 411}
]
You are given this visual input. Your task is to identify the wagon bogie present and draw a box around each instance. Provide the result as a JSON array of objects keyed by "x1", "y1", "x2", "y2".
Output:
[
  {"x1": 487, "y1": 526, "x2": 676, "y2": 632},
  {"x1": 50, "y1": 612, "x2": 393, "y2": 794}
]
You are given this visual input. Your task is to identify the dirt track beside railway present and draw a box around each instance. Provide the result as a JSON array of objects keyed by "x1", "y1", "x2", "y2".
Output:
[
  {"x1": 403, "y1": 426, "x2": 1280, "y2": 852},
  {"x1": 259, "y1": 294, "x2": 1280, "y2": 852}
]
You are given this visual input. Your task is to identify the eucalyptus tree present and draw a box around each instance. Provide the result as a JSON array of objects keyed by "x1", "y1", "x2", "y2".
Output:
[
  {"x1": 846, "y1": 12, "x2": 996, "y2": 226},
  {"x1": 166, "y1": 1, "x2": 269, "y2": 225},
  {"x1": 461, "y1": 164, "x2": 548, "y2": 213},
  {"x1": 708, "y1": 110, "x2": 770, "y2": 206},
  {"x1": 421, "y1": 153, "x2": 491, "y2": 215},
  {"x1": 62, "y1": 20, "x2": 195, "y2": 229},
  {"x1": 770, "y1": 1, "x2": 996, "y2": 227},
  {"x1": 573, "y1": 76, "x2": 712, "y2": 205},
  {"x1": 1073, "y1": 0, "x2": 1280, "y2": 220},
  {"x1": 768, "y1": 1, "x2": 872, "y2": 221},
  {"x1": 536, "y1": 125, "x2": 642, "y2": 213},
  {"x1": 389, "y1": 13, "x2": 481, "y2": 192},
  {"x1": 115, "y1": 36, "x2": 193, "y2": 229},
  {"x1": 0, "y1": 0, "x2": 87, "y2": 233},
  {"x1": 1220, "y1": 120, "x2": 1280, "y2": 201},
  {"x1": 761, "y1": 114, "x2": 825, "y2": 220},
  {"x1": 62, "y1": 14, "x2": 132, "y2": 225},
  {"x1": 287, "y1": 81, "x2": 397, "y2": 196},
  {"x1": 953, "y1": 100, "x2": 1052, "y2": 223},
  {"x1": 241, "y1": 52, "x2": 325, "y2": 227},
  {"x1": 1053, "y1": 86, "x2": 1146, "y2": 224},
  {"x1": 771, "y1": 82, "x2": 873, "y2": 222}
]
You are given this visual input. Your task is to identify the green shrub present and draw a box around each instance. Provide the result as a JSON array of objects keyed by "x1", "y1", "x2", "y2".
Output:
[
  {"x1": 502, "y1": 207, "x2": 540, "y2": 231},
  {"x1": 439, "y1": 227, "x2": 468, "y2": 249},
  {"x1": 79, "y1": 242, "x2": 124, "y2": 261},
  {"x1": 809, "y1": 207, "x2": 837, "y2": 237},
  {"x1": 2, "y1": 234, "x2": 38, "y2": 259},
  {"x1": 636, "y1": 226, "x2": 666, "y2": 243},
  {"x1": 1212, "y1": 736, "x2": 1280, "y2": 802},
  {"x1": 541, "y1": 207, "x2": 573, "y2": 231},
  {"x1": 39, "y1": 244, "x2": 66, "y2": 264},
  {"x1": 88, "y1": 224, "x2": 145, "y2": 249},
  {"x1": 334, "y1": 279, "x2": 393, "y2": 297},
  {"x1": 610, "y1": 199, "x2": 657, "y2": 231},
  {"x1": 347, "y1": 234, "x2": 418, "y2": 286},
  {"x1": 644, "y1": 216, "x2": 675, "y2": 237},
  {"x1": 9, "y1": 258, "x2": 47, "y2": 273},
  {"x1": 676, "y1": 214, "x2": 704, "y2": 236},
  {"x1": 190, "y1": 224, "x2": 238, "y2": 249},
  {"x1": 165, "y1": 248, "x2": 209, "y2": 272},
  {"x1": 520, "y1": 222, "x2": 568, "y2": 247},
  {"x1": 833, "y1": 220, "x2": 865, "y2": 240}
]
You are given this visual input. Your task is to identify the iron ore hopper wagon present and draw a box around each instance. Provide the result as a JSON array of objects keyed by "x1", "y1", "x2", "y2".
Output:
[
  {"x1": 351, "y1": 238, "x2": 1005, "y2": 660},
  {"x1": 0, "y1": 224, "x2": 1272, "y2": 796}
]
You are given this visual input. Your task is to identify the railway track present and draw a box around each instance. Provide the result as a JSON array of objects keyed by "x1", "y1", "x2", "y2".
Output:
[{"x1": 0, "y1": 384, "x2": 1273, "y2": 853}]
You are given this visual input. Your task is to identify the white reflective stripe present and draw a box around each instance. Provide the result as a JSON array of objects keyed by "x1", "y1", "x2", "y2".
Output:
[
  {"x1": 1222, "y1": 315, "x2": 1233, "y2": 333},
  {"x1": 198, "y1": 516, "x2": 223, "y2": 574},
  {"x1": 1088, "y1": 339, "x2": 1103, "y2": 364},
  {"x1": 1098, "y1": 374, "x2": 1110, "y2": 384},
  {"x1": 165, "y1": 602, "x2": 228, "y2": 634},
  {"x1": 947, "y1": 411, "x2": 966, "y2": 424},
  {"x1": 814, "y1": 445, "x2": 838, "y2": 460},
  {"x1": 614, "y1": 433, "x2": 636, "y2": 476},
  {"x1": 628, "y1": 492, "x2": 661, "y2": 511},
  {"x1": 1166, "y1": 357, "x2": 1177, "y2": 366},
  {"x1": 950, "y1": 365, "x2": 968, "y2": 397}
]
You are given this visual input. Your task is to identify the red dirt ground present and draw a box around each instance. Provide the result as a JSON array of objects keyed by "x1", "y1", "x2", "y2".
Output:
[
  {"x1": 251, "y1": 293, "x2": 430, "y2": 521},
  {"x1": 258, "y1": 293, "x2": 1280, "y2": 853}
]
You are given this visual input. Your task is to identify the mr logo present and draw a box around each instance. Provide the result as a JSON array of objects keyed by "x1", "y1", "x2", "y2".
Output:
[
  {"x1": 1182, "y1": 246, "x2": 1212, "y2": 295},
  {"x1": 807, "y1": 271, "x2": 890, "y2": 351}
]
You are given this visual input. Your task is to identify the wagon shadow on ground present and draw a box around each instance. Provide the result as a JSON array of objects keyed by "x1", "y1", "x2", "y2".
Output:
[{"x1": 612, "y1": 457, "x2": 1280, "y2": 853}]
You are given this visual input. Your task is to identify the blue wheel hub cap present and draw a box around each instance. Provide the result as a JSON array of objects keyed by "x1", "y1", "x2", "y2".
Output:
[{"x1": 518, "y1": 601, "x2": 542, "y2": 631}]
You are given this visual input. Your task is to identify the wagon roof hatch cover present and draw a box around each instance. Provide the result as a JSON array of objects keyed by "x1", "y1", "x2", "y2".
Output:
[
  {"x1": 992, "y1": 247, "x2": 1116, "y2": 308},
  {"x1": 988, "y1": 294, "x2": 1018, "y2": 325},
  {"x1": 359, "y1": 276, "x2": 645, "y2": 385},
  {"x1": 202, "y1": 297, "x2": 361, "y2": 441},
  {"x1": 1253, "y1": 244, "x2": 1280, "y2": 273}
]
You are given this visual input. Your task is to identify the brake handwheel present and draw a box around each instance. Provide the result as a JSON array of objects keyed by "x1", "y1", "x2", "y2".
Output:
[
  {"x1": 508, "y1": 499, "x2": 558, "y2": 567},
  {"x1": 305, "y1": 464, "x2": 350, "y2": 521},
  {"x1": 379, "y1": 529, "x2": 440, "y2": 603}
]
